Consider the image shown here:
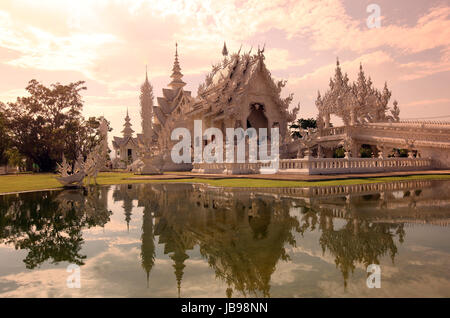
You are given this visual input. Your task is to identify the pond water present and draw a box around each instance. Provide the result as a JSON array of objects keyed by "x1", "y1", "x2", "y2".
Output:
[{"x1": 0, "y1": 180, "x2": 449, "y2": 297}]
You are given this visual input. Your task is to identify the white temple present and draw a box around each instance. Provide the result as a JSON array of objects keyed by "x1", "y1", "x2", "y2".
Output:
[
  {"x1": 112, "y1": 43, "x2": 450, "y2": 174},
  {"x1": 112, "y1": 109, "x2": 139, "y2": 168}
]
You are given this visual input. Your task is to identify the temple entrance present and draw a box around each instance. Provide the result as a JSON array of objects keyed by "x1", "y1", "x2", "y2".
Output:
[
  {"x1": 127, "y1": 148, "x2": 132, "y2": 163},
  {"x1": 247, "y1": 103, "x2": 269, "y2": 138}
]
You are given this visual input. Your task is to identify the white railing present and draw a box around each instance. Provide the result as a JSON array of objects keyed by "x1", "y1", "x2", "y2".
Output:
[
  {"x1": 278, "y1": 157, "x2": 433, "y2": 175},
  {"x1": 192, "y1": 157, "x2": 433, "y2": 175},
  {"x1": 192, "y1": 161, "x2": 273, "y2": 174},
  {"x1": 320, "y1": 126, "x2": 346, "y2": 136},
  {"x1": 399, "y1": 120, "x2": 450, "y2": 126}
]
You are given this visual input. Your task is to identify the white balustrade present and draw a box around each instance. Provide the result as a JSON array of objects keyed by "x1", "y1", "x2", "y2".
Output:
[
  {"x1": 192, "y1": 156, "x2": 433, "y2": 175},
  {"x1": 277, "y1": 157, "x2": 433, "y2": 175}
]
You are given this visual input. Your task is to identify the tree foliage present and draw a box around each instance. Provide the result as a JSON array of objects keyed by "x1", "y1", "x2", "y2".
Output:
[
  {"x1": 4, "y1": 80, "x2": 105, "y2": 172},
  {"x1": 0, "y1": 102, "x2": 9, "y2": 165},
  {"x1": 0, "y1": 188, "x2": 111, "y2": 269},
  {"x1": 289, "y1": 118, "x2": 318, "y2": 139}
]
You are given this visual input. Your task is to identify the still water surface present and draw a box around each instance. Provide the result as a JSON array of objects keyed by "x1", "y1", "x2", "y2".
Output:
[{"x1": 1, "y1": 180, "x2": 449, "y2": 297}]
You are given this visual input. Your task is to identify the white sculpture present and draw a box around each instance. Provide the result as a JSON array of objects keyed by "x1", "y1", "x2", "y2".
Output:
[
  {"x1": 56, "y1": 118, "x2": 109, "y2": 187},
  {"x1": 127, "y1": 158, "x2": 144, "y2": 172},
  {"x1": 56, "y1": 155, "x2": 86, "y2": 187},
  {"x1": 138, "y1": 136, "x2": 164, "y2": 175}
]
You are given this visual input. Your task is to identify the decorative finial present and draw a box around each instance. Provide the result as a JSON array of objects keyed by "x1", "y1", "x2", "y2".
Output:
[
  {"x1": 222, "y1": 41, "x2": 228, "y2": 56},
  {"x1": 168, "y1": 42, "x2": 186, "y2": 89},
  {"x1": 257, "y1": 43, "x2": 265, "y2": 56},
  {"x1": 122, "y1": 107, "x2": 134, "y2": 137}
]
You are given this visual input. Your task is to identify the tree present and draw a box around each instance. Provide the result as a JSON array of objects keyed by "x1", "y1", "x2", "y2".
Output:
[
  {"x1": 0, "y1": 103, "x2": 9, "y2": 165},
  {"x1": 289, "y1": 118, "x2": 317, "y2": 139},
  {"x1": 360, "y1": 144, "x2": 374, "y2": 158},
  {"x1": 6, "y1": 148, "x2": 25, "y2": 171},
  {"x1": 334, "y1": 146, "x2": 345, "y2": 158},
  {"x1": 4, "y1": 80, "x2": 102, "y2": 172},
  {"x1": 64, "y1": 116, "x2": 111, "y2": 168}
]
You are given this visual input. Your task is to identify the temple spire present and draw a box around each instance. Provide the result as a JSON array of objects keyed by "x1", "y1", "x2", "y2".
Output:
[
  {"x1": 168, "y1": 42, "x2": 186, "y2": 89},
  {"x1": 141, "y1": 207, "x2": 155, "y2": 290},
  {"x1": 222, "y1": 41, "x2": 228, "y2": 57},
  {"x1": 140, "y1": 67, "x2": 154, "y2": 140},
  {"x1": 171, "y1": 249, "x2": 188, "y2": 298},
  {"x1": 122, "y1": 108, "x2": 134, "y2": 138}
]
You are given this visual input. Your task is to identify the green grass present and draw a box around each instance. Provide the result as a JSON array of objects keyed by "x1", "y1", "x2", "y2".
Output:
[{"x1": 1, "y1": 172, "x2": 450, "y2": 194}]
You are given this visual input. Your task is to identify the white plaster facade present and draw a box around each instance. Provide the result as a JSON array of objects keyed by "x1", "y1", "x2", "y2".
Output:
[
  {"x1": 112, "y1": 110, "x2": 140, "y2": 168},
  {"x1": 117, "y1": 44, "x2": 450, "y2": 174}
]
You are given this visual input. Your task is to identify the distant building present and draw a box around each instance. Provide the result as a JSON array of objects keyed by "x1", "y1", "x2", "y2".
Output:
[{"x1": 112, "y1": 109, "x2": 139, "y2": 168}]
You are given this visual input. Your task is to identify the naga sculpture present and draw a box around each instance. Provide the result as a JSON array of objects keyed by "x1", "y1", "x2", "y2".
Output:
[
  {"x1": 56, "y1": 118, "x2": 109, "y2": 187},
  {"x1": 56, "y1": 155, "x2": 86, "y2": 187}
]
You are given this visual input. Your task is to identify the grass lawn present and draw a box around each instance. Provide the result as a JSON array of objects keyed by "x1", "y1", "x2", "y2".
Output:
[{"x1": 1, "y1": 172, "x2": 450, "y2": 194}]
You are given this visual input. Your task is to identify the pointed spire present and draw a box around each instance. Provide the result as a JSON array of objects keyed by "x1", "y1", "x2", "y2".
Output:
[
  {"x1": 140, "y1": 67, "x2": 154, "y2": 140},
  {"x1": 333, "y1": 57, "x2": 344, "y2": 85},
  {"x1": 171, "y1": 249, "x2": 188, "y2": 299},
  {"x1": 122, "y1": 108, "x2": 134, "y2": 137},
  {"x1": 168, "y1": 42, "x2": 186, "y2": 89},
  {"x1": 141, "y1": 207, "x2": 155, "y2": 290},
  {"x1": 123, "y1": 195, "x2": 132, "y2": 233},
  {"x1": 222, "y1": 41, "x2": 228, "y2": 56}
]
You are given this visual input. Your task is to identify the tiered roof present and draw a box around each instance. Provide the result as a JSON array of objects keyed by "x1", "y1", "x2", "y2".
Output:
[
  {"x1": 168, "y1": 43, "x2": 186, "y2": 90},
  {"x1": 154, "y1": 44, "x2": 192, "y2": 127},
  {"x1": 112, "y1": 109, "x2": 138, "y2": 149},
  {"x1": 194, "y1": 47, "x2": 298, "y2": 122}
]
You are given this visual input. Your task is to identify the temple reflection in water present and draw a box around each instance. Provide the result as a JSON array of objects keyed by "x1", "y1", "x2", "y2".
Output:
[{"x1": 1, "y1": 179, "x2": 449, "y2": 297}]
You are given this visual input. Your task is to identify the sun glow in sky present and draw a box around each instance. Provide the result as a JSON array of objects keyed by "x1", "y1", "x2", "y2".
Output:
[{"x1": 0, "y1": 0, "x2": 449, "y2": 140}]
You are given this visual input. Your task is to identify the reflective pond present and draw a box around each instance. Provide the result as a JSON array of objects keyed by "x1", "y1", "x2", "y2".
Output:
[{"x1": 1, "y1": 180, "x2": 450, "y2": 297}]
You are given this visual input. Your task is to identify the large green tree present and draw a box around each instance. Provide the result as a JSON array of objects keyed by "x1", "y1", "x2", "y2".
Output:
[
  {"x1": 5, "y1": 80, "x2": 104, "y2": 172},
  {"x1": 0, "y1": 102, "x2": 9, "y2": 165}
]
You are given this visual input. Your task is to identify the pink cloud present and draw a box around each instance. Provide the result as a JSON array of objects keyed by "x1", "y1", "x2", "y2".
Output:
[{"x1": 0, "y1": 0, "x2": 449, "y2": 138}]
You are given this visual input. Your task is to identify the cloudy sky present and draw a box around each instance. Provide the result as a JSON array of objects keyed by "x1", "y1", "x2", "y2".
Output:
[{"x1": 0, "y1": 0, "x2": 449, "y2": 139}]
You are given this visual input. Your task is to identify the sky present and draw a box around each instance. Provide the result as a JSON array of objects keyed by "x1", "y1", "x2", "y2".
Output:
[{"x1": 0, "y1": 0, "x2": 449, "y2": 141}]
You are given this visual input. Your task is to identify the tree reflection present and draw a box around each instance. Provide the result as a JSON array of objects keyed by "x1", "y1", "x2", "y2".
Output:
[
  {"x1": 130, "y1": 183, "x2": 415, "y2": 295},
  {"x1": 293, "y1": 200, "x2": 406, "y2": 288},
  {"x1": 0, "y1": 187, "x2": 111, "y2": 269},
  {"x1": 318, "y1": 217, "x2": 403, "y2": 287},
  {"x1": 3, "y1": 179, "x2": 444, "y2": 295}
]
